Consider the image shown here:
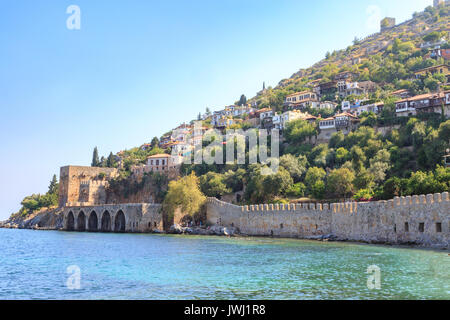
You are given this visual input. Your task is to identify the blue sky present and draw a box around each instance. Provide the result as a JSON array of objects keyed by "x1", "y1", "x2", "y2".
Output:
[{"x1": 0, "y1": 0, "x2": 432, "y2": 219}]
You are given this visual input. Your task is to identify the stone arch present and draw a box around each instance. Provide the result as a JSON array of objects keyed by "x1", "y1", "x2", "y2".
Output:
[
  {"x1": 114, "y1": 210, "x2": 126, "y2": 233},
  {"x1": 101, "y1": 211, "x2": 111, "y2": 232},
  {"x1": 66, "y1": 211, "x2": 75, "y2": 231},
  {"x1": 88, "y1": 211, "x2": 98, "y2": 232},
  {"x1": 77, "y1": 211, "x2": 86, "y2": 231}
]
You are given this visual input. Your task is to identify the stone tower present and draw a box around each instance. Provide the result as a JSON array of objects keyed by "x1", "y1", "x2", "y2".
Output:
[{"x1": 380, "y1": 17, "x2": 396, "y2": 32}]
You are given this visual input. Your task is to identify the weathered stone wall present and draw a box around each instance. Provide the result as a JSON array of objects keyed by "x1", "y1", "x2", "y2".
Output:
[
  {"x1": 62, "y1": 203, "x2": 163, "y2": 233},
  {"x1": 59, "y1": 166, "x2": 119, "y2": 207},
  {"x1": 206, "y1": 192, "x2": 450, "y2": 247},
  {"x1": 206, "y1": 200, "x2": 331, "y2": 238}
]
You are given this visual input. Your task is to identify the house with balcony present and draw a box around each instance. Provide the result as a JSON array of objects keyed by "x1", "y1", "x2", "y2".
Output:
[
  {"x1": 413, "y1": 91, "x2": 450, "y2": 117},
  {"x1": 356, "y1": 102, "x2": 384, "y2": 115},
  {"x1": 272, "y1": 114, "x2": 282, "y2": 130},
  {"x1": 344, "y1": 81, "x2": 377, "y2": 97},
  {"x1": 319, "y1": 117, "x2": 336, "y2": 130},
  {"x1": 278, "y1": 110, "x2": 316, "y2": 131},
  {"x1": 257, "y1": 108, "x2": 274, "y2": 121},
  {"x1": 314, "y1": 81, "x2": 338, "y2": 98},
  {"x1": 391, "y1": 89, "x2": 412, "y2": 99},
  {"x1": 215, "y1": 116, "x2": 242, "y2": 129},
  {"x1": 319, "y1": 101, "x2": 337, "y2": 110},
  {"x1": 335, "y1": 71, "x2": 358, "y2": 82},
  {"x1": 414, "y1": 64, "x2": 449, "y2": 79},
  {"x1": 147, "y1": 154, "x2": 180, "y2": 173},
  {"x1": 317, "y1": 112, "x2": 358, "y2": 141},
  {"x1": 334, "y1": 112, "x2": 359, "y2": 130},
  {"x1": 395, "y1": 94, "x2": 424, "y2": 117},
  {"x1": 342, "y1": 100, "x2": 383, "y2": 116},
  {"x1": 284, "y1": 91, "x2": 319, "y2": 109}
]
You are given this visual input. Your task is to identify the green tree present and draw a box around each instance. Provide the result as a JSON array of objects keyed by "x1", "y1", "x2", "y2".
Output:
[
  {"x1": 163, "y1": 173, "x2": 206, "y2": 219},
  {"x1": 279, "y1": 154, "x2": 307, "y2": 182},
  {"x1": 305, "y1": 167, "x2": 326, "y2": 199},
  {"x1": 327, "y1": 168, "x2": 355, "y2": 199},
  {"x1": 335, "y1": 147, "x2": 350, "y2": 166},
  {"x1": 151, "y1": 137, "x2": 160, "y2": 148},
  {"x1": 263, "y1": 167, "x2": 293, "y2": 200},
  {"x1": 106, "y1": 152, "x2": 115, "y2": 168},
  {"x1": 438, "y1": 120, "x2": 450, "y2": 141},
  {"x1": 284, "y1": 119, "x2": 318, "y2": 145},
  {"x1": 199, "y1": 172, "x2": 231, "y2": 198},
  {"x1": 238, "y1": 94, "x2": 247, "y2": 106},
  {"x1": 91, "y1": 147, "x2": 100, "y2": 167},
  {"x1": 48, "y1": 174, "x2": 58, "y2": 195}
]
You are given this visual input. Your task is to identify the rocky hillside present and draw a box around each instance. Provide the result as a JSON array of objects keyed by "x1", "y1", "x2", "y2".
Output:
[
  {"x1": 1, "y1": 207, "x2": 64, "y2": 230},
  {"x1": 250, "y1": 4, "x2": 450, "y2": 107}
]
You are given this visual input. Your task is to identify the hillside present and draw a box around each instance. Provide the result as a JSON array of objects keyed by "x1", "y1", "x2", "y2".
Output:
[{"x1": 250, "y1": 4, "x2": 450, "y2": 110}]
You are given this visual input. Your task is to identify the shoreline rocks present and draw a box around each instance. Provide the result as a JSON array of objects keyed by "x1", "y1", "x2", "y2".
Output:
[{"x1": 168, "y1": 224, "x2": 238, "y2": 237}]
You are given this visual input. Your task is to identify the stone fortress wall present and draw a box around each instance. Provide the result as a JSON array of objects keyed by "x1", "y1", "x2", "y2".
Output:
[
  {"x1": 59, "y1": 166, "x2": 119, "y2": 207},
  {"x1": 206, "y1": 192, "x2": 449, "y2": 247},
  {"x1": 63, "y1": 203, "x2": 163, "y2": 233}
]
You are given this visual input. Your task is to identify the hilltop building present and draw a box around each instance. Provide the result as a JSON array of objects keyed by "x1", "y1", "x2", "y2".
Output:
[
  {"x1": 380, "y1": 17, "x2": 396, "y2": 32},
  {"x1": 284, "y1": 91, "x2": 319, "y2": 109},
  {"x1": 395, "y1": 91, "x2": 450, "y2": 117}
]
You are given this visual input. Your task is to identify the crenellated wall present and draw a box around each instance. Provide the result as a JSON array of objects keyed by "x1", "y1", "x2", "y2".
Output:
[{"x1": 206, "y1": 192, "x2": 450, "y2": 247}]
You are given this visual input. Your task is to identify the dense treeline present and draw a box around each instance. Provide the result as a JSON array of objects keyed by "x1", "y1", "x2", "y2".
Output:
[{"x1": 180, "y1": 118, "x2": 450, "y2": 204}]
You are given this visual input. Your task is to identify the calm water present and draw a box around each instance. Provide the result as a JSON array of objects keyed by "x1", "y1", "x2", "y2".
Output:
[{"x1": 0, "y1": 228, "x2": 449, "y2": 300}]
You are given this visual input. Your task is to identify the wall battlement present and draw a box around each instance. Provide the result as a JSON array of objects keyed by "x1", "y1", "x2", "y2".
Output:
[
  {"x1": 208, "y1": 192, "x2": 449, "y2": 213},
  {"x1": 206, "y1": 192, "x2": 449, "y2": 247}
]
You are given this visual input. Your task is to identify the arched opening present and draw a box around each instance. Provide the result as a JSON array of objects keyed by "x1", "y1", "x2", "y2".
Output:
[
  {"x1": 101, "y1": 211, "x2": 111, "y2": 232},
  {"x1": 114, "y1": 210, "x2": 126, "y2": 233},
  {"x1": 67, "y1": 211, "x2": 75, "y2": 231},
  {"x1": 88, "y1": 211, "x2": 98, "y2": 232},
  {"x1": 77, "y1": 211, "x2": 86, "y2": 231}
]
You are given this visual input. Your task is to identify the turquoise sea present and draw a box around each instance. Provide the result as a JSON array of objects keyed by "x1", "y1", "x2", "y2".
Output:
[{"x1": 0, "y1": 228, "x2": 448, "y2": 300}]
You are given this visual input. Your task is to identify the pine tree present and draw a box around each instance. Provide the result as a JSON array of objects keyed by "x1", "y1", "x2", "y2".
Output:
[
  {"x1": 100, "y1": 156, "x2": 105, "y2": 167},
  {"x1": 238, "y1": 94, "x2": 247, "y2": 106},
  {"x1": 151, "y1": 137, "x2": 159, "y2": 148},
  {"x1": 91, "y1": 147, "x2": 100, "y2": 167},
  {"x1": 106, "y1": 152, "x2": 115, "y2": 168},
  {"x1": 48, "y1": 174, "x2": 58, "y2": 195}
]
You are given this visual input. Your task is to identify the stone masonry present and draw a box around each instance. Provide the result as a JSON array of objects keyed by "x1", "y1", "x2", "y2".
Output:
[
  {"x1": 59, "y1": 166, "x2": 119, "y2": 207},
  {"x1": 206, "y1": 192, "x2": 450, "y2": 247}
]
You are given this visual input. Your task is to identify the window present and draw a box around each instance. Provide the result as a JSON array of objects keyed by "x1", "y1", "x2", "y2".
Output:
[
  {"x1": 419, "y1": 223, "x2": 424, "y2": 233},
  {"x1": 156, "y1": 160, "x2": 159, "y2": 165},
  {"x1": 405, "y1": 222, "x2": 409, "y2": 232},
  {"x1": 436, "y1": 223, "x2": 442, "y2": 233}
]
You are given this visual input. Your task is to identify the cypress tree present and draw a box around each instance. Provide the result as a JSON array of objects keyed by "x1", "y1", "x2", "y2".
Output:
[
  {"x1": 106, "y1": 152, "x2": 115, "y2": 168},
  {"x1": 91, "y1": 147, "x2": 100, "y2": 167},
  {"x1": 48, "y1": 174, "x2": 58, "y2": 194}
]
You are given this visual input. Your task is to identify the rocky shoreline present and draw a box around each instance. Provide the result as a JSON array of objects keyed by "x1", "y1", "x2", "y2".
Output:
[
  {"x1": 0, "y1": 207, "x2": 64, "y2": 231},
  {"x1": 1, "y1": 215, "x2": 447, "y2": 250}
]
